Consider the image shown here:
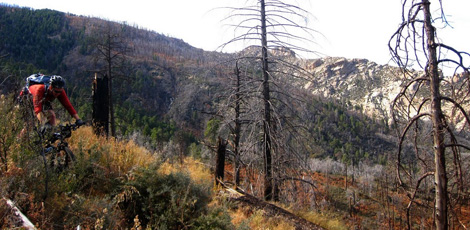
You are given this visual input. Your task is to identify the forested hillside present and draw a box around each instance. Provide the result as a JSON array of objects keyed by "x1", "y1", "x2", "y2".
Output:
[
  {"x1": 0, "y1": 6, "x2": 75, "y2": 72},
  {"x1": 1, "y1": 4, "x2": 469, "y2": 229},
  {"x1": 0, "y1": 4, "x2": 395, "y2": 161}
]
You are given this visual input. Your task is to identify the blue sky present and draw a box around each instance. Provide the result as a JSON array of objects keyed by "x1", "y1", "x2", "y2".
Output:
[{"x1": 1, "y1": 0, "x2": 469, "y2": 70}]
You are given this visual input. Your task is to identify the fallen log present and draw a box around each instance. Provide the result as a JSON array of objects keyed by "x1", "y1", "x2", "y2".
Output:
[
  {"x1": 216, "y1": 179, "x2": 324, "y2": 230},
  {"x1": 2, "y1": 197, "x2": 36, "y2": 230}
]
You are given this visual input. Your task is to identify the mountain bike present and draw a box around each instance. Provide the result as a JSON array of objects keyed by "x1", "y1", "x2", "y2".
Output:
[
  {"x1": 33, "y1": 122, "x2": 82, "y2": 200},
  {"x1": 17, "y1": 94, "x2": 83, "y2": 199},
  {"x1": 39, "y1": 123, "x2": 79, "y2": 172}
]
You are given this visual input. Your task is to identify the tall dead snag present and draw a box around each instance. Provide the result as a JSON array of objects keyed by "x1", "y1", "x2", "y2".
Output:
[
  {"x1": 91, "y1": 21, "x2": 131, "y2": 137},
  {"x1": 259, "y1": 0, "x2": 274, "y2": 200},
  {"x1": 233, "y1": 62, "x2": 242, "y2": 186},
  {"x1": 390, "y1": 0, "x2": 470, "y2": 229},
  {"x1": 220, "y1": 0, "x2": 317, "y2": 201}
]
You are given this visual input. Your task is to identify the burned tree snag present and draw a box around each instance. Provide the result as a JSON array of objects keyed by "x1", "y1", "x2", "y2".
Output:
[
  {"x1": 92, "y1": 73, "x2": 109, "y2": 136},
  {"x1": 215, "y1": 137, "x2": 227, "y2": 186}
]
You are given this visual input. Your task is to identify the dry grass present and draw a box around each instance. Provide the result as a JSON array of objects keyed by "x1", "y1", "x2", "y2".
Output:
[
  {"x1": 229, "y1": 208, "x2": 296, "y2": 230},
  {"x1": 296, "y1": 210, "x2": 347, "y2": 230},
  {"x1": 249, "y1": 210, "x2": 296, "y2": 230},
  {"x1": 68, "y1": 126, "x2": 155, "y2": 174},
  {"x1": 158, "y1": 157, "x2": 212, "y2": 184}
]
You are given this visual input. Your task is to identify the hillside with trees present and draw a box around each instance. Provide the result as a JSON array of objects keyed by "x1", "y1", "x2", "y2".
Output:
[{"x1": 0, "y1": 2, "x2": 469, "y2": 229}]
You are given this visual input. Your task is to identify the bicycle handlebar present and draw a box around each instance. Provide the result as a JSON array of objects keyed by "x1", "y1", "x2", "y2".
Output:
[{"x1": 49, "y1": 122, "x2": 82, "y2": 143}]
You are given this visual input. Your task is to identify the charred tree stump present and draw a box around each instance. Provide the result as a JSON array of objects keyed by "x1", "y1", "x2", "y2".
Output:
[
  {"x1": 215, "y1": 137, "x2": 227, "y2": 186},
  {"x1": 92, "y1": 73, "x2": 109, "y2": 136}
]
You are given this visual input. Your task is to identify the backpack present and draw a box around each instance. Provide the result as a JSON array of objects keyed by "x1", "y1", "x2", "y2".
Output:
[
  {"x1": 26, "y1": 73, "x2": 51, "y2": 87},
  {"x1": 21, "y1": 73, "x2": 51, "y2": 95}
]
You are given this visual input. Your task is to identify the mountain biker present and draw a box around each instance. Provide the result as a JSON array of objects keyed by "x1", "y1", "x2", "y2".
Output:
[{"x1": 20, "y1": 75, "x2": 85, "y2": 129}]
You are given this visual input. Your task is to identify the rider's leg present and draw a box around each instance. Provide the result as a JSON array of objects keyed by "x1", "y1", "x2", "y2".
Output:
[
  {"x1": 42, "y1": 101, "x2": 56, "y2": 126},
  {"x1": 45, "y1": 110, "x2": 57, "y2": 126}
]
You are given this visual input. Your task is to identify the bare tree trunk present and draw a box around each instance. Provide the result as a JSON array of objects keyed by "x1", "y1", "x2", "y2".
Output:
[
  {"x1": 273, "y1": 167, "x2": 280, "y2": 201},
  {"x1": 391, "y1": 0, "x2": 470, "y2": 227},
  {"x1": 260, "y1": 0, "x2": 273, "y2": 201},
  {"x1": 105, "y1": 33, "x2": 116, "y2": 137},
  {"x1": 423, "y1": 1, "x2": 448, "y2": 229},
  {"x1": 234, "y1": 63, "x2": 241, "y2": 186}
]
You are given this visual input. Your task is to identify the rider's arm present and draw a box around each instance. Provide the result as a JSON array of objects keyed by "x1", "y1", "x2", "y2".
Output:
[
  {"x1": 56, "y1": 91, "x2": 78, "y2": 118},
  {"x1": 72, "y1": 113, "x2": 80, "y2": 120}
]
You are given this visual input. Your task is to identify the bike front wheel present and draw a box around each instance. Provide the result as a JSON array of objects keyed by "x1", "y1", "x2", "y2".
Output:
[{"x1": 50, "y1": 146, "x2": 76, "y2": 172}]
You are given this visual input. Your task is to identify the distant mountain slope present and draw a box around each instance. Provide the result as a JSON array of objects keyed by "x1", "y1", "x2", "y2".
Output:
[
  {"x1": 0, "y1": 5, "x2": 398, "y2": 160},
  {"x1": 0, "y1": 4, "x2": 406, "y2": 126}
]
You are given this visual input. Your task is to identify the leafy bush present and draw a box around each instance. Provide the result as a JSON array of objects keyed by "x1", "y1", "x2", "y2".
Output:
[
  {"x1": 193, "y1": 207, "x2": 234, "y2": 230},
  {"x1": 0, "y1": 94, "x2": 48, "y2": 200},
  {"x1": 0, "y1": 94, "x2": 22, "y2": 173},
  {"x1": 118, "y1": 163, "x2": 214, "y2": 229}
]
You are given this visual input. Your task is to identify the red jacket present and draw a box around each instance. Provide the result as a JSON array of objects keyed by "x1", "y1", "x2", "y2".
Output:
[{"x1": 28, "y1": 84, "x2": 77, "y2": 116}]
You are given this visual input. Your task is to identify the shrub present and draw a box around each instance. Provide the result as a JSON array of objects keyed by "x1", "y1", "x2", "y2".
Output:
[
  {"x1": 0, "y1": 94, "x2": 23, "y2": 173},
  {"x1": 297, "y1": 210, "x2": 348, "y2": 230},
  {"x1": 117, "y1": 163, "x2": 213, "y2": 229},
  {"x1": 193, "y1": 207, "x2": 234, "y2": 230},
  {"x1": 248, "y1": 210, "x2": 295, "y2": 230}
]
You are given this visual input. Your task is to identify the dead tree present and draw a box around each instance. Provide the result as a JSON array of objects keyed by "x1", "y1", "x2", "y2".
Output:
[
  {"x1": 389, "y1": 0, "x2": 470, "y2": 229},
  {"x1": 91, "y1": 21, "x2": 131, "y2": 137},
  {"x1": 220, "y1": 0, "x2": 317, "y2": 201},
  {"x1": 214, "y1": 58, "x2": 259, "y2": 189},
  {"x1": 233, "y1": 61, "x2": 242, "y2": 186},
  {"x1": 92, "y1": 73, "x2": 109, "y2": 136}
]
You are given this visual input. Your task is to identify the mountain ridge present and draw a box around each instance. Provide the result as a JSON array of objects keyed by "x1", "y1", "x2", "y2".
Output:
[
  {"x1": 0, "y1": 4, "x2": 405, "y2": 127},
  {"x1": 0, "y1": 5, "x2": 398, "y2": 159}
]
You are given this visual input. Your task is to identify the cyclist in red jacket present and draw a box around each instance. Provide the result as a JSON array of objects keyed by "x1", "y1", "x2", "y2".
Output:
[{"x1": 23, "y1": 75, "x2": 84, "y2": 128}]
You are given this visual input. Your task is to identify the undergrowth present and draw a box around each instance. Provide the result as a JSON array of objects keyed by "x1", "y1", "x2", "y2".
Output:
[
  {"x1": 0, "y1": 121, "x2": 293, "y2": 229},
  {"x1": 0, "y1": 95, "x2": 343, "y2": 229},
  {"x1": 0, "y1": 97, "x2": 238, "y2": 229}
]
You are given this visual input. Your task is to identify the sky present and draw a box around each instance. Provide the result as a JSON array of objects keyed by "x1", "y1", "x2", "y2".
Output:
[{"x1": 1, "y1": 0, "x2": 469, "y2": 68}]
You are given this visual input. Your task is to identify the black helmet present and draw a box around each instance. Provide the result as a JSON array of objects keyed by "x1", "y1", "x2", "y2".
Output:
[{"x1": 50, "y1": 75, "x2": 65, "y2": 88}]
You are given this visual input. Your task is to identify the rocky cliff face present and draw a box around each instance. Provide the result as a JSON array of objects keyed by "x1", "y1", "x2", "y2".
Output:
[
  {"x1": 301, "y1": 57, "x2": 409, "y2": 124},
  {"x1": 299, "y1": 56, "x2": 470, "y2": 131},
  {"x1": 236, "y1": 47, "x2": 410, "y2": 125}
]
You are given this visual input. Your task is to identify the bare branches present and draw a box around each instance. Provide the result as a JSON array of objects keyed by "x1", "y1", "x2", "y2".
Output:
[
  {"x1": 391, "y1": 0, "x2": 470, "y2": 75},
  {"x1": 396, "y1": 112, "x2": 431, "y2": 185},
  {"x1": 0, "y1": 74, "x2": 12, "y2": 87},
  {"x1": 214, "y1": 0, "x2": 319, "y2": 202},
  {"x1": 404, "y1": 171, "x2": 434, "y2": 229},
  {"x1": 390, "y1": 0, "x2": 470, "y2": 228},
  {"x1": 89, "y1": 21, "x2": 133, "y2": 137},
  {"x1": 436, "y1": 43, "x2": 470, "y2": 74},
  {"x1": 218, "y1": 0, "x2": 318, "y2": 57}
]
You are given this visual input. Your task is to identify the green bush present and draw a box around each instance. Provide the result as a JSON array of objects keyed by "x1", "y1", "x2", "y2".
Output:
[
  {"x1": 118, "y1": 163, "x2": 214, "y2": 229},
  {"x1": 193, "y1": 207, "x2": 235, "y2": 230},
  {"x1": 0, "y1": 94, "x2": 47, "y2": 200}
]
